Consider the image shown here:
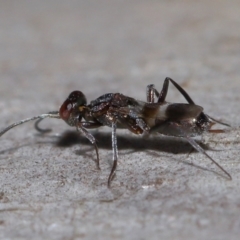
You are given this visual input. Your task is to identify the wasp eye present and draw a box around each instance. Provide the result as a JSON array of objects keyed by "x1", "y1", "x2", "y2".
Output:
[{"x1": 59, "y1": 91, "x2": 87, "y2": 122}]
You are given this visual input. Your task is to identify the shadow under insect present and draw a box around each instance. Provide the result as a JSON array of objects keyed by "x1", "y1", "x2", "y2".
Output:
[
  {"x1": 56, "y1": 130, "x2": 195, "y2": 154},
  {"x1": 54, "y1": 130, "x2": 227, "y2": 179}
]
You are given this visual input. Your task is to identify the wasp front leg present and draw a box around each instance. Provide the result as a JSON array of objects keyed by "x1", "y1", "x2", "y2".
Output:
[
  {"x1": 76, "y1": 123, "x2": 102, "y2": 170},
  {"x1": 107, "y1": 122, "x2": 118, "y2": 187}
]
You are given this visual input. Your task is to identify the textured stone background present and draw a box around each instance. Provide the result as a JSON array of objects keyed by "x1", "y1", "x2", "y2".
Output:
[{"x1": 0, "y1": 1, "x2": 240, "y2": 239}]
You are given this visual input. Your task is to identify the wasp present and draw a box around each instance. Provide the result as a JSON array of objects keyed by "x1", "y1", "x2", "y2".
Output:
[{"x1": 0, "y1": 78, "x2": 231, "y2": 186}]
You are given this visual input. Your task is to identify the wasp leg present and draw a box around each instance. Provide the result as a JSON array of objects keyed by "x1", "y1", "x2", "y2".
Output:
[
  {"x1": 147, "y1": 77, "x2": 193, "y2": 104},
  {"x1": 185, "y1": 136, "x2": 232, "y2": 180},
  {"x1": 127, "y1": 111, "x2": 150, "y2": 134},
  {"x1": 146, "y1": 78, "x2": 169, "y2": 103},
  {"x1": 81, "y1": 121, "x2": 103, "y2": 129},
  {"x1": 108, "y1": 122, "x2": 118, "y2": 187},
  {"x1": 76, "y1": 125, "x2": 100, "y2": 170},
  {"x1": 146, "y1": 84, "x2": 158, "y2": 103},
  {"x1": 136, "y1": 118, "x2": 150, "y2": 132},
  {"x1": 157, "y1": 78, "x2": 170, "y2": 103},
  {"x1": 161, "y1": 77, "x2": 195, "y2": 104}
]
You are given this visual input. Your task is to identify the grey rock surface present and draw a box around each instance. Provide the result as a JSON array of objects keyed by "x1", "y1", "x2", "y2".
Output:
[{"x1": 0, "y1": 0, "x2": 240, "y2": 239}]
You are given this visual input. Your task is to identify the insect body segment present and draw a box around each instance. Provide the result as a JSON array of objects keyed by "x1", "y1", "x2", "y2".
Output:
[
  {"x1": 0, "y1": 77, "x2": 232, "y2": 186},
  {"x1": 59, "y1": 91, "x2": 87, "y2": 125}
]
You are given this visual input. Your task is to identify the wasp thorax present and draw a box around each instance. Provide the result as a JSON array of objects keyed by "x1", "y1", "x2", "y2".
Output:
[{"x1": 59, "y1": 91, "x2": 87, "y2": 125}]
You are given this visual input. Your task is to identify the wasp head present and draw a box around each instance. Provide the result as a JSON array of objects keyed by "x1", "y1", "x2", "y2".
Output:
[{"x1": 59, "y1": 91, "x2": 87, "y2": 126}]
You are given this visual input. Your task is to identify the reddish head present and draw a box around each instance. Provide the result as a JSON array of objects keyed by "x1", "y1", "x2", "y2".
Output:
[{"x1": 59, "y1": 91, "x2": 87, "y2": 126}]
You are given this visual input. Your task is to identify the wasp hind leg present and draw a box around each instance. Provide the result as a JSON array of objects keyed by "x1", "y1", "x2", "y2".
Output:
[
  {"x1": 185, "y1": 136, "x2": 232, "y2": 180},
  {"x1": 146, "y1": 78, "x2": 169, "y2": 103},
  {"x1": 146, "y1": 77, "x2": 194, "y2": 104}
]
